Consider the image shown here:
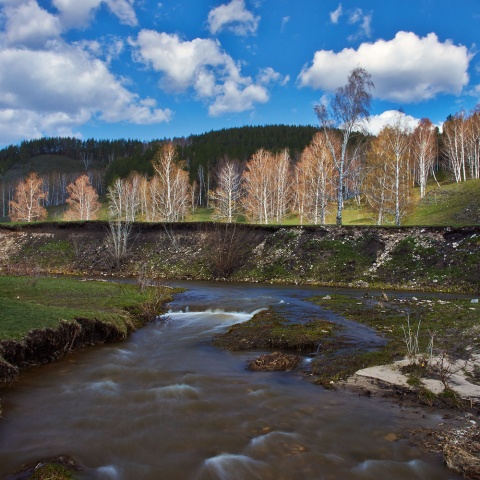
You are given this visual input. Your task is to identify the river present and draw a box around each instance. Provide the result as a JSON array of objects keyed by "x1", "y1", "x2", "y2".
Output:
[{"x1": 0, "y1": 281, "x2": 460, "y2": 479}]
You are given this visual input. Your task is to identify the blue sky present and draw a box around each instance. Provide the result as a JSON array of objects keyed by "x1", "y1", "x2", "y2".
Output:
[{"x1": 0, "y1": 0, "x2": 478, "y2": 146}]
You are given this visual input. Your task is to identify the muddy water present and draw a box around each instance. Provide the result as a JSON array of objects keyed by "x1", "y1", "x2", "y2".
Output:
[{"x1": 0, "y1": 282, "x2": 459, "y2": 479}]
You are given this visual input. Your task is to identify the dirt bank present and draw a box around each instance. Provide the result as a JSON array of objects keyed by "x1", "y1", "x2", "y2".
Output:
[
  {"x1": 0, "y1": 317, "x2": 128, "y2": 384},
  {"x1": 1, "y1": 221, "x2": 479, "y2": 293}
]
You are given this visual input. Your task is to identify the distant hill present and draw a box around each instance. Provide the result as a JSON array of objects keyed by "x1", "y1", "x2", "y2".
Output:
[
  {"x1": 181, "y1": 124, "x2": 319, "y2": 179},
  {"x1": 104, "y1": 124, "x2": 319, "y2": 184},
  {"x1": 1, "y1": 154, "x2": 99, "y2": 184}
]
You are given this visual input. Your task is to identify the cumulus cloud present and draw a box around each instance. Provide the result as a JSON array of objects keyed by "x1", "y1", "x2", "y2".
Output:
[
  {"x1": 131, "y1": 31, "x2": 228, "y2": 92},
  {"x1": 298, "y1": 31, "x2": 471, "y2": 103},
  {"x1": 131, "y1": 29, "x2": 283, "y2": 115},
  {"x1": 257, "y1": 67, "x2": 289, "y2": 86},
  {"x1": 0, "y1": 108, "x2": 86, "y2": 145},
  {"x1": 1, "y1": 0, "x2": 62, "y2": 47},
  {"x1": 0, "y1": 42, "x2": 171, "y2": 143},
  {"x1": 207, "y1": 0, "x2": 260, "y2": 36},
  {"x1": 209, "y1": 81, "x2": 268, "y2": 116},
  {"x1": 52, "y1": 0, "x2": 137, "y2": 28},
  {"x1": 366, "y1": 110, "x2": 420, "y2": 135}
]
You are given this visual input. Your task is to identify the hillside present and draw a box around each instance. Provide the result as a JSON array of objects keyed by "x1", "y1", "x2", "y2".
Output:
[{"x1": 405, "y1": 179, "x2": 480, "y2": 226}]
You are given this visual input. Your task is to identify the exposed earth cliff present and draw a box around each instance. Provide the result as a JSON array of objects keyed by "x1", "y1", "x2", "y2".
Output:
[{"x1": 0, "y1": 221, "x2": 479, "y2": 293}]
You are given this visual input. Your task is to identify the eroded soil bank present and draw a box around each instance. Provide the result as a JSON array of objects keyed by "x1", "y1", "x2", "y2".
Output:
[{"x1": 1, "y1": 221, "x2": 479, "y2": 293}]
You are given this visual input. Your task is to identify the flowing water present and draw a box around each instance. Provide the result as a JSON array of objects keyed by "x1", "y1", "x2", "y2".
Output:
[{"x1": 0, "y1": 282, "x2": 460, "y2": 479}]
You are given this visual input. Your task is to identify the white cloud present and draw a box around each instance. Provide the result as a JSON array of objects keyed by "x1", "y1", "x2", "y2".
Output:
[
  {"x1": 366, "y1": 110, "x2": 420, "y2": 135},
  {"x1": 52, "y1": 0, "x2": 137, "y2": 28},
  {"x1": 207, "y1": 0, "x2": 259, "y2": 36},
  {"x1": 330, "y1": 4, "x2": 371, "y2": 40},
  {"x1": 257, "y1": 67, "x2": 289, "y2": 86},
  {"x1": 298, "y1": 31, "x2": 471, "y2": 103},
  {"x1": 329, "y1": 3, "x2": 342, "y2": 24},
  {"x1": 1, "y1": 0, "x2": 62, "y2": 47},
  {"x1": 106, "y1": 0, "x2": 137, "y2": 26},
  {"x1": 281, "y1": 16, "x2": 290, "y2": 32},
  {"x1": 131, "y1": 31, "x2": 228, "y2": 92},
  {"x1": 0, "y1": 42, "x2": 171, "y2": 143},
  {"x1": 131, "y1": 29, "x2": 282, "y2": 115},
  {"x1": 0, "y1": 108, "x2": 85, "y2": 145},
  {"x1": 208, "y1": 81, "x2": 268, "y2": 116},
  {"x1": 353, "y1": 12, "x2": 372, "y2": 40}
]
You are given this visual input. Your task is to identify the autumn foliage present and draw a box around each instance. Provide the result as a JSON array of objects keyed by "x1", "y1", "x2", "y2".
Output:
[
  {"x1": 65, "y1": 175, "x2": 101, "y2": 220},
  {"x1": 9, "y1": 172, "x2": 47, "y2": 222}
]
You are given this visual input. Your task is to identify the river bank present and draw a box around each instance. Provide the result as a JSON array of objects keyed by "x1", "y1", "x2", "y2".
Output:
[
  {"x1": 1, "y1": 221, "x2": 479, "y2": 293},
  {"x1": 0, "y1": 275, "x2": 176, "y2": 386}
]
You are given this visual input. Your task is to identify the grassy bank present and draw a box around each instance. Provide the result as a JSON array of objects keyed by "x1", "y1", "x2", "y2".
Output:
[
  {"x1": 0, "y1": 274, "x2": 178, "y2": 396},
  {"x1": 0, "y1": 275, "x2": 174, "y2": 341}
]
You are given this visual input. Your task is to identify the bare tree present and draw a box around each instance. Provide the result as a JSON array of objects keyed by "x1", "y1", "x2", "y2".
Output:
[
  {"x1": 242, "y1": 149, "x2": 273, "y2": 224},
  {"x1": 152, "y1": 143, "x2": 190, "y2": 221},
  {"x1": 242, "y1": 149, "x2": 292, "y2": 224},
  {"x1": 271, "y1": 149, "x2": 292, "y2": 223},
  {"x1": 314, "y1": 67, "x2": 374, "y2": 225},
  {"x1": 107, "y1": 218, "x2": 133, "y2": 268},
  {"x1": 210, "y1": 158, "x2": 243, "y2": 222},
  {"x1": 443, "y1": 112, "x2": 467, "y2": 183},
  {"x1": 412, "y1": 118, "x2": 437, "y2": 198},
  {"x1": 365, "y1": 131, "x2": 390, "y2": 225},
  {"x1": 9, "y1": 172, "x2": 47, "y2": 222},
  {"x1": 295, "y1": 132, "x2": 334, "y2": 224},
  {"x1": 466, "y1": 108, "x2": 480, "y2": 180},
  {"x1": 366, "y1": 117, "x2": 412, "y2": 225},
  {"x1": 64, "y1": 175, "x2": 100, "y2": 220}
]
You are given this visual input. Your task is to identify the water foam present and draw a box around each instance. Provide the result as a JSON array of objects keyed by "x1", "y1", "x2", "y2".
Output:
[
  {"x1": 96, "y1": 465, "x2": 120, "y2": 479},
  {"x1": 198, "y1": 453, "x2": 267, "y2": 480},
  {"x1": 351, "y1": 458, "x2": 429, "y2": 478},
  {"x1": 87, "y1": 380, "x2": 118, "y2": 392},
  {"x1": 154, "y1": 383, "x2": 200, "y2": 400}
]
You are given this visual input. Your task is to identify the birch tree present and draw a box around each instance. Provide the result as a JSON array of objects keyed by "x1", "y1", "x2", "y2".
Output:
[
  {"x1": 242, "y1": 149, "x2": 274, "y2": 224},
  {"x1": 9, "y1": 172, "x2": 47, "y2": 222},
  {"x1": 152, "y1": 143, "x2": 190, "y2": 221},
  {"x1": 365, "y1": 120, "x2": 412, "y2": 225},
  {"x1": 242, "y1": 149, "x2": 292, "y2": 224},
  {"x1": 210, "y1": 158, "x2": 243, "y2": 222},
  {"x1": 64, "y1": 174, "x2": 100, "y2": 220},
  {"x1": 272, "y1": 149, "x2": 292, "y2": 223},
  {"x1": 412, "y1": 118, "x2": 437, "y2": 198},
  {"x1": 466, "y1": 109, "x2": 480, "y2": 180},
  {"x1": 314, "y1": 67, "x2": 374, "y2": 225},
  {"x1": 295, "y1": 133, "x2": 334, "y2": 224},
  {"x1": 443, "y1": 112, "x2": 467, "y2": 183}
]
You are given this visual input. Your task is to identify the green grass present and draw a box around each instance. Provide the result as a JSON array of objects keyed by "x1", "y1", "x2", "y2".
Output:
[
  {"x1": 171, "y1": 179, "x2": 480, "y2": 227},
  {"x1": 187, "y1": 207, "x2": 215, "y2": 222},
  {"x1": 309, "y1": 293, "x2": 480, "y2": 384},
  {"x1": 405, "y1": 179, "x2": 480, "y2": 226},
  {"x1": 0, "y1": 275, "x2": 174, "y2": 341},
  {"x1": 213, "y1": 308, "x2": 337, "y2": 351}
]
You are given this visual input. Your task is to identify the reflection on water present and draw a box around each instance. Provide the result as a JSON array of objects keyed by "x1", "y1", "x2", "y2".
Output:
[{"x1": 0, "y1": 282, "x2": 460, "y2": 479}]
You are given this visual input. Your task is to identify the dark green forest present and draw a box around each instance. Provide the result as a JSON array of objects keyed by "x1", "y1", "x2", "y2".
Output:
[{"x1": 0, "y1": 125, "x2": 319, "y2": 185}]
